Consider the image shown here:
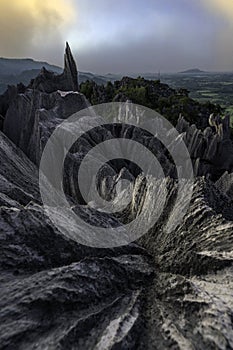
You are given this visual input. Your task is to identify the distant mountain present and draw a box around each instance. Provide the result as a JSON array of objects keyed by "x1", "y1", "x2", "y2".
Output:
[
  {"x1": 0, "y1": 58, "x2": 109, "y2": 94},
  {"x1": 180, "y1": 68, "x2": 206, "y2": 74},
  {"x1": 0, "y1": 58, "x2": 61, "y2": 94},
  {"x1": 79, "y1": 72, "x2": 110, "y2": 85},
  {"x1": 0, "y1": 58, "x2": 63, "y2": 76}
]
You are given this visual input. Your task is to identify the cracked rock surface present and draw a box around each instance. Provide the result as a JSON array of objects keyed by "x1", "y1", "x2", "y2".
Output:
[{"x1": 0, "y1": 44, "x2": 233, "y2": 349}]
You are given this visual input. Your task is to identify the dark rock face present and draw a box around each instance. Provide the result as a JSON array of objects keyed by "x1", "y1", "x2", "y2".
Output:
[
  {"x1": 28, "y1": 42, "x2": 79, "y2": 93},
  {"x1": 1, "y1": 130, "x2": 233, "y2": 348},
  {"x1": 3, "y1": 89, "x2": 89, "y2": 164},
  {"x1": 0, "y1": 83, "x2": 26, "y2": 131},
  {"x1": 0, "y1": 130, "x2": 153, "y2": 349},
  {"x1": 0, "y1": 44, "x2": 233, "y2": 349},
  {"x1": 0, "y1": 42, "x2": 79, "y2": 132},
  {"x1": 177, "y1": 115, "x2": 233, "y2": 179}
]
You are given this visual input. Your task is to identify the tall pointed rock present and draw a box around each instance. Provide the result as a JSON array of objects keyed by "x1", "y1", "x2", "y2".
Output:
[
  {"x1": 28, "y1": 42, "x2": 79, "y2": 93},
  {"x1": 64, "y1": 42, "x2": 79, "y2": 92}
]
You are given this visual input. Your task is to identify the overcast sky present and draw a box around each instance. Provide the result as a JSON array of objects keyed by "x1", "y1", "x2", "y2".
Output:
[{"x1": 0, "y1": 0, "x2": 233, "y2": 73}]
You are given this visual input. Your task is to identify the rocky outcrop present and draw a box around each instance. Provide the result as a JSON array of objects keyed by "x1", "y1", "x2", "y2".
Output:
[
  {"x1": 0, "y1": 44, "x2": 233, "y2": 349},
  {"x1": 139, "y1": 176, "x2": 233, "y2": 349},
  {"x1": 3, "y1": 92, "x2": 232, "y2": 182},
  {"x1": 3, "y1": 89, "x2": 89, "y2": 164},
  {"x1": 0, "y1": 42, "x2": 79, "y2": 134},
  {"x1": 28, "y1": 42, "x2": 79, "y2": 93},
  {"x1": 1, "y1": 45, "x2": 232, "y2": 180},
  {"x1": 216, "y1": 171, "x2": 233, "y2": 200},
  {"x1": 177, "y1": 115, "x2": 233, "y2": 179},
  {"x1": 1, "y1": 127, "x2": 233, "y2": 348},
  {"x1": 0, "y1": 83, "x2": 26, "y2": 131},
  {"x1": 0, "y1": 130, "x2": 154, "y2": 349}
]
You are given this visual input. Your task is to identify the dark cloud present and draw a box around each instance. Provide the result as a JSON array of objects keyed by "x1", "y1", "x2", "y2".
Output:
[
  {"x1": 0, "y1": 0, "x2": 232, "y2": 72},
  {"x1": 0, "y1": 0, "x2": 75, "y2": 65},
  {"x1": 68, "y1": 0, "x2": 230, "y2": 73}
]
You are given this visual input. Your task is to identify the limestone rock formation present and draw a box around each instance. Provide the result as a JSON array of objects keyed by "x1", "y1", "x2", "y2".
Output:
[
  {"x1": 0, "y1": 44, "x2": 233, "y2": 349},
  {"x1": 0, "y1": 129, "x2": 154, "y2": 349},
  {"x1": 0, "y1": 83, "x2": 26, "y2": 131},
  {"x1": 3, "y1": 89, "x2": 89, "y2": 164},
  {"x1": 177, "y1": 115, "x2": 233, "y2": 179},
  {"x1": 0, "y1": 42, "x2": 79, "y2": 132},
  {"x1": 28, "y1": 42, "x2": 79, "y2": 93},
  {"x1": 1, "y1": 126, "x2": 233, "y2": 348}
]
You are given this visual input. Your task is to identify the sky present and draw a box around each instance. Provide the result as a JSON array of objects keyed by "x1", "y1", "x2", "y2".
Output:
[{"x1": 0, "y1": 0, "x2": 233, "y2": 73}]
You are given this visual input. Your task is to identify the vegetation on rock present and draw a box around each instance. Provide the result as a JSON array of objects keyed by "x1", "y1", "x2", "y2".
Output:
[{"x1": 80, "y1": 76, "x2": 222, "y2": 128}]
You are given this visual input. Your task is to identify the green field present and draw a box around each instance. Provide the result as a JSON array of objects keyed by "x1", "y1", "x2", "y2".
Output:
[{"x1": 159, "y1": 72, "x2": 233, "y2": 121}]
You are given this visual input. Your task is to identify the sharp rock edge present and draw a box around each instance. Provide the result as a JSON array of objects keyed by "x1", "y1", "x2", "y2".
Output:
[{"x1": 0, "y1": 44, "x2": 233, "y2": 349}]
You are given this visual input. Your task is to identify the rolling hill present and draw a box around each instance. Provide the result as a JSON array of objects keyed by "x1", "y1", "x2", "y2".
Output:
[{"x1": 0, "y1": 57, "x2": 108, "y2": 94}]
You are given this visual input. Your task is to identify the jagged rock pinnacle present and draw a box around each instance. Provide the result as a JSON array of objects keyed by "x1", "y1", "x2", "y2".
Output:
[
  {"x1": 64, "y1": 42, "x2": 79, "y2": 91},
  {"x1": 28, "y1": 42, "x2": 79, "y2": 93}
]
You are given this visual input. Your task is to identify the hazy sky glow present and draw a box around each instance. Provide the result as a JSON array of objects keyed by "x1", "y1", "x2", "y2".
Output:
[{"x1": 0, "y1": 0, "x2": 233, "y2": 73}]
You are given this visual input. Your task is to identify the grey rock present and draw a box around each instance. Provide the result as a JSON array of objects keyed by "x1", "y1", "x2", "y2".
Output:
[
  {"x1": 0, "y1": 44, "x2": 233, "y2": 350},
  {"x1": 0, "y1": 129, "x2": 153, "y2": 350},
  {"x1": 0, "y1": 131, "x2": 39, "y2": 204},
  {"x1": 1, "y1": 131, "x2": 233, "y2": 348},
  {"x1": 29, "y1": 42, "x2": 79, "y2": 93},
  {"x1": 0, "y1": 83, "x2": 26, "y2": 131},
  {"x1": 3, "y1": 90, "x2": 89, "y2": 164},
  {"x1": 0, "y1": 257, "x2": 152, "y2": 350},
  {"x1": 216, "y1": 171, "x2": 233, "y2": 200},
  {"x1": 177, "y1": 115, "x2": 233, "y2": 179}
]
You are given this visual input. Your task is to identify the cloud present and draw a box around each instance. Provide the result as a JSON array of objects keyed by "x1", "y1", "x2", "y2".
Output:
[
  {"x1": 72, "y1": 2, "x2": 217, "y2": 73},
  {"x1": 0, "y1": 0, "x2": 232, "y2": 72},
  {"x1": 202, "y1": 0, "x2": 233, "y2": 22},
  {"x1": 198, "y1": 0, "x2": 233, "y2": 70},
  {"x1": 0, "y1": 0, "x2": 75, "y2": 63}
]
